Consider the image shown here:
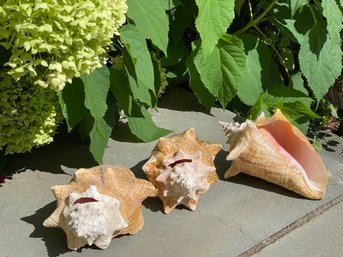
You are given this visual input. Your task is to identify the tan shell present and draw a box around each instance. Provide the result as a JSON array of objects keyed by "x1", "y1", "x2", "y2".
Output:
[
  {"x1": 143, "y1": 128, "x2": 222, "y2": 213},
  {"x1": 43, "y1": 165, "x2": 157, "y2": 250},
  {"x1": 221, "y1": 109, "x2": 328, "y2": 199}
]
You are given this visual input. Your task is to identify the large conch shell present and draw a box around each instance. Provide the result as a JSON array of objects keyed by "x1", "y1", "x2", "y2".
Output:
[
  {"x1": 143, "y1": 128, "x2": 222, "y2": 213},
  {"x1": 221, "y1": 109, "x2": 328, "y2": 199},
  {"x1": 43, "y1": 165, "x2": 157, "y2": 250}
]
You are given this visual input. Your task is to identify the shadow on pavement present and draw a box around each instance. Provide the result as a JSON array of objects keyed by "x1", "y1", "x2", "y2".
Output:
[
  {"x1": 21, "y1": 201, "x2": 69, "y2": 257},
  {"x1": 3, "y1": 126, "x2": 98, "y2": 179}
]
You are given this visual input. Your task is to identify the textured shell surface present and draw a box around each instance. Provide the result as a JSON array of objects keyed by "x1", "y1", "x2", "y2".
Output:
[
  {"x1": 221, "y1": 109, "x2": 328, "y2": 199},
  {"x1": 43, "y1": 165, "x2": 157, "y2": 250},
  {"x1": 142, "y1": 128, "x2": 222, "y2": 213}
]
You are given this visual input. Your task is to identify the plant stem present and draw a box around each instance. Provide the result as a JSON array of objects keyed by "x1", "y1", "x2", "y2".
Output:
[
  {"x1": 253, "y1": 24, "x2": 291, "y2": 83},
  {"x1": 308, "y1": 2, "x2": 318, "y2": 23},
  {"x1": 248, "y1": 0, "x2": 254, "y2": 20},
  {"x1": 235, "y1": 0, "x2": 277, "y2": 35}
]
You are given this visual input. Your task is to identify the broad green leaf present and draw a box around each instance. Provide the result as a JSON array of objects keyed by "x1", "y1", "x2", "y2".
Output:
[
  {"x1": 266, "y1": 84, "x2": 312, "y2": 107},
  {"x1": 290, "y1": 0, "x2": 307, "y2": 16},
  {"x1": 187, "y1": 42, "x2": 216, "y2": 109},
  {"x1": 109, "y1": 68, "x2": 132, "y2": 115},
  {"x1": 291, "y1": 73, "x2": 308, "y2": 95},
  {"x1": 89, "y1": 95, "x2": 118, "y2": 164},
  {"x1": 127, "y1": 104, "x2": 171, "y2": 142},
  {"x1": 249, "y1": 89, "x2": 316, "y2": 133},
  {"x1": 322, "y1": 0, "x2": 343, "y2": 43},
  {"x1": 78, "y1": 111, "x2": 94, "y2": 142},
  {"x1": 195, "y1": 0, "x2": 235, "y2": 57},
  {"x1": 270, "y1": 17, "x2": 304, "y2": 43},
  {"x1": 308, "y1": 21, "x2": 327, "y2": 57},
  {"x1": 193, "y1": 35, "x2": 246, "y2": 107},
  {"x1": 81, "y1": 66, "x2": 110, "y2": 120},
  {"x1": 123, "y1": 49, "x2": 155, "y2": 107},
  {"x1": 248, "y1": 93, "x2": 270, "y2": 120},
  {"x1": 237, "y1": 35, "x2": 263, "y2": 105},
  {"x1": 120, "y1": 25, "x2": 156, "y2": 99},
  {"x1": 294, "y1": 6, "x2": 315, "y2": 35},
  {"x1": 126, "y1": 0, "x2": 169, "y2": 54},
  {"x1": 299, "y1": 23, "x2": 342, "y2": 100},
  {"x1": 58, "y1": 78, "x2": 87, "y2": 131},
  {"x1": 281, "y1": 101, "x2": 320, "y2": 120},
  {"x1": 168, "y1": 0, "x2": 196, "y2": 44}
]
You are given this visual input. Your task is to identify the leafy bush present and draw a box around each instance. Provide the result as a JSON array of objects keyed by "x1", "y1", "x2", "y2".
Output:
[
  {"x1": 39, "y1": 0, "x2": 343, "y2": 162},
  {"x1": 0, "y1": 0, "x2": 127, "y2": 90},
  {"x1": 1, "y1": 0, "x2": 342, "y2": 164},
  {"x1": 0, "y1": 71, "x2": 63, "y2": 154}
]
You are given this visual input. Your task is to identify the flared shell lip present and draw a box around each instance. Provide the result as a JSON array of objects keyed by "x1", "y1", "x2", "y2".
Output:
[{"x1": 255, "y1": 109, "x2": 328, "y2": 193}]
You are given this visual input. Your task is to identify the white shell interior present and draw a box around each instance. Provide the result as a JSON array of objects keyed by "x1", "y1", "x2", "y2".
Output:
[{"x1": 63, "y1": 185, "x2": 128, "y2": 249}]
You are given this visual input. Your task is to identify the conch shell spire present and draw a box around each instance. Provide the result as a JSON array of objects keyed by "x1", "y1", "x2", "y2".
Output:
[{"x1": 220, "y1": 109, "x2": 328, "y2": 199}]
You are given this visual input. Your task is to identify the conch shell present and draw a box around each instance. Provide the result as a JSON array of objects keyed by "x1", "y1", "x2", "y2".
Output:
[
  {"x1": 43, "y1": 165, "x2": 157, "y2": 250},
  {"x1": 142, "y1": 128, "x2": 222, "y2": 213},
  {"x1": 221, "y1": 109, "x2": 328, "y2": 199}
]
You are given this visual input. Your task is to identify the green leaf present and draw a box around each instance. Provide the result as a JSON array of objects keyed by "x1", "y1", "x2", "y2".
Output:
[
  {"x1": 89, "y1": 94, "x2": 118, "y2": 164},
  {"x1": 249, "y1": 89, "x2": 317, "y2": 133},
  {"x1": 294, "y1": 6, "x2": 316, "y2": 35},
  {"x1": 308, "y1": 21, "x2": 327, "y2": 57},
  {"x1": 266, "y1": 84, "x2": 312, "y2": 107},
  {"x1": 120, "y1": 24, "x2": 156, "y2": 100},
  {"x1": 193, "y1": 34, "x2": 246, "y2": 107},
  {"x1": 123, "y1": 49, "x2": 155, "y2": 107},
  {"x1": 109, "y1": 68, "x2": 132, "y2": 115},
  {"x1": 270, "y1": 18, "x2": 304, "y2": 44},
  {"x1": 127, "y1": 104, "x2": 171, "y2": 142},
  {"x1": 312, "y1": 136, "x2": 323, "y2": 151},
  {"x1": 235, "y1": 0, "x2": 247, "y2": 16},
  {"x1": 281, "y1": 101, "x2": 320, "y2": 120},
  {"x1": 187, "y1": 42, "x2": 216, "y2": 109},
  {"x1": 0, "y1": 45, "x2": 11, "y2": 67},
  {"x1": 290, "y1": 0, "x2": 307, "y2": 16},
  {"x1": 126, "y1": 0, "x2": 169, "y2": 54},
  {"x1": 237, "y1": 35, "x2": 268, "y2": 105},
  {"x1": 299, "y1": 23, "x2": 342, "y2": 100},
  {"x1": 291, "y1": 73, "x2": 308, "y2": 95},
  {"x1": 195, "y1": 0, "x2": 235, "y2": 56},
  {"x1": 58, "y1": 78, "x2": 87, "y2": 132},
  {"x1": 81, "y1": 66, "x2": 110, "y2": 120},
  {"x1": 322, "y1": 0, "x2": 343, "y2": 43},
  {"x1": 248, "y1": 93, "x2": 270, "y2": 120},
  {"x1": 168, "y1": 0, "x2": 196, "y2": 45},
  {"x1": 78, "y1": 111, "x2": 94, "y2": 143}
]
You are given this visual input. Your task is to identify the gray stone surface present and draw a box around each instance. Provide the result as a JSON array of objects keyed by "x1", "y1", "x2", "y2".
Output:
[
  {"x1": 256, "y1": 200, "x2": 343, "y2": 257},
  {"x1": 0, "y1": 88, "x2": 342, "y2": 257}
]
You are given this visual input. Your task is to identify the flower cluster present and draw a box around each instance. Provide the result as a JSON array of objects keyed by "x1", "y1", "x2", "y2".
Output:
[
  {"x1": 0, "y1": 71, "x2": 63, "y2": 154},
  {"x1": 0, "y1": 0, "x2": 127, "y2": 91}
]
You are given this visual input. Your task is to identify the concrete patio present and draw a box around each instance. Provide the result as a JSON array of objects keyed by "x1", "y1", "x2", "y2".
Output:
[{"x1": 1, "y1": 88, "x2": 342, "y2": 257}]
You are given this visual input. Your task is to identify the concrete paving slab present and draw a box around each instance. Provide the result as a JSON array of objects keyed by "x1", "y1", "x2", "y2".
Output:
[
  {"x1": 1, "y1": 88, "x2": 342, "y2": 257},
  {"x1": 256, "y1": 199, "x2": 343, "y2": 257}
]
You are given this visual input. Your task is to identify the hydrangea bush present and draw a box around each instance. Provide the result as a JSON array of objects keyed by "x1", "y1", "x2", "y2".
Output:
[
  {"x1": 0, "y1": 0, "x2": 127, "y2": 91},
  {"x1": 0, "y1": 71, "x2": 63, "y2": 154}
]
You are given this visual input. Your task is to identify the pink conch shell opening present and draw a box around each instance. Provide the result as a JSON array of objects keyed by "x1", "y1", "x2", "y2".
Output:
[{"x1": 221, "y1": 109, "x2": 328, "y2": 199}]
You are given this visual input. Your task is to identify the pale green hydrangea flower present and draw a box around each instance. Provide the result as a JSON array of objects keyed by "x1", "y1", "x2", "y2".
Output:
[
  {"x1": 0, "y1": 0, "x2": 127, "y2": 91},
  {"x1": 0, "y1": 71, "x2": 63, "y2": 154}
]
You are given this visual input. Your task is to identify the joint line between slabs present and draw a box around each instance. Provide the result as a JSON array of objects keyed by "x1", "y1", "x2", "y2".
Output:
[{"x1": 236, "y1": 194, "x2": 343, "y2": 257}]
